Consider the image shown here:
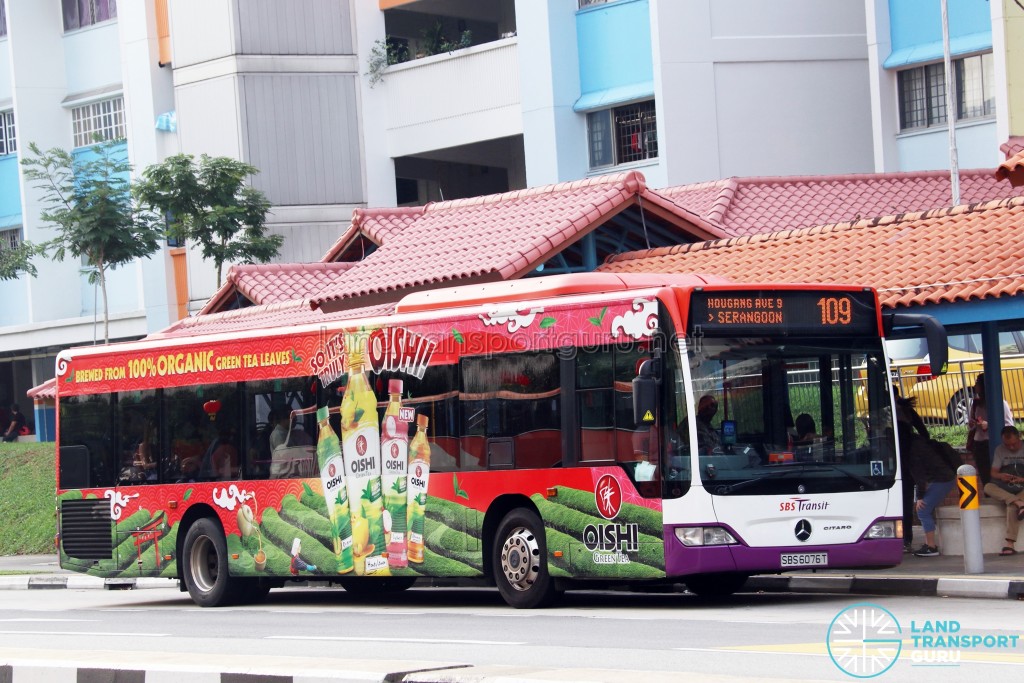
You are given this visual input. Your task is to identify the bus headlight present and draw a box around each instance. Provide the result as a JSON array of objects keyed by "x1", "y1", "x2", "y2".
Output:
[
  {"x1": 675, "y1": 526, "x2": 737, "y2": 546},
  {"x1": 864, "y1": 520, "x2": 899, "y2": 539}
]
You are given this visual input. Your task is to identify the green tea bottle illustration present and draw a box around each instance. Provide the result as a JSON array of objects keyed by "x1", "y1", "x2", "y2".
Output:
[
  {"x1": 381, "y1": 379, "x2": 409, "y2": 569},
  {"x1": 340, "y1": 339, "x2": 389, "y2": 576},
  {"x1": 406, "y1": 414, "x2": 431, "y2": 564},
  {"x1": 316, "y1": 406, "x2": 353, "y2": 574}
]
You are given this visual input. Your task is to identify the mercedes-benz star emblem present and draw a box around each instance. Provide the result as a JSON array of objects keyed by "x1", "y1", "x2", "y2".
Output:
[{"x1": 795, "y1": 519, "x2": 812, "y2": 542}]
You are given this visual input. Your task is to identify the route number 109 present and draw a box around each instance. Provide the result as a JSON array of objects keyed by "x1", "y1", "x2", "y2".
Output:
[{"x1": 817, "y1": 297, "x2": 852, "y2": 325}]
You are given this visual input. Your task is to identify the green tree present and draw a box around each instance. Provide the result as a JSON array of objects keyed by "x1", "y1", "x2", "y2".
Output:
[
  {"x1": 0, "y1": 241, "x2": 44, "y2": 280},
  {"x1": 134, "y1": 154, "x2": 282, "y2": 287},
  {"x1": 21, "y1": 141, "x2": 163, "y2": 343}
]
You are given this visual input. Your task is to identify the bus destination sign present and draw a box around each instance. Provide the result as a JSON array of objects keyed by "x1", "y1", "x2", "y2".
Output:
[{"x1": 690, "y1": 290, "x2": 877, "y2": 336}]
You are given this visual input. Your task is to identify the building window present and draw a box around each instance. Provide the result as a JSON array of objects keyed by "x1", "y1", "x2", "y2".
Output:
[
  {"x1": 0, "y1": 0, "x2": 8, "y2": 38},
  {"x1": 587, "y1": 100, "x2": 658, "y2": 169},
  {"x1": 0, "y1": 227, "x2": 21, "y2": 251},
  {"x1": 957, "y1": 52, "x2": 994, "y2": 120},
  {"x1": 62, "y1": 0, "x2": 117, "y2": 32},
  {"x1": 0, "y1": 111, "x2": 14, "y2": 155},
  {"x1": 897, "y1": 53, "x2": 994, "y2": 132},
  {"x1": 578, "y1": 0, "x2": 617, "y2": 7},
  {"x1": 71, "y1": 96, "x2": 125, "y2": 148}
]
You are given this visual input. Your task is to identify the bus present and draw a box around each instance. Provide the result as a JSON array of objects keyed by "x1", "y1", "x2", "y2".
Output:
[{"x1": 55, "y1": 273, "x2": 946, "y2": 608}]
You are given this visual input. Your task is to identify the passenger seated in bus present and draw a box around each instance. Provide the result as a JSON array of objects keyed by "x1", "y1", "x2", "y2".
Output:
[
  {"x1": 270, "y1": 416, "x2": 315, "y2": 479},
  {"x1": 794, "y1": 414, "x2": 818, "y2": 445},
  {"x1": 201, "y1": 421, "x2": 239, "y2": 480},
  {"x1": 268, "y1": 409, "x2": 290, "y2": 451},
  {"x1": 696, "y1": 395, "x2": 721, "y2": 453}
]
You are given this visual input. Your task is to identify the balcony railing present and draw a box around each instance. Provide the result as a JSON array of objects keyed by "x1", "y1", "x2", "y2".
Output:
[{"x1": 382, "y1": 37, "x2": 520, "y2": 149}]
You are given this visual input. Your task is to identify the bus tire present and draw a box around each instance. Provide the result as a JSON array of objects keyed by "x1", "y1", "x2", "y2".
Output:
[
  {"x1": 338, "y1": 576, "x2": 416, "y2": 595},
  {"x1": 492, "y1": 509, "x2": 560, "y2": 609},
  {"x1": 182, "y1": 518, "x2": 236, "y2": 607},
  {"x1": 684, "y1": 573, "x2": 749, "y2": 597}
]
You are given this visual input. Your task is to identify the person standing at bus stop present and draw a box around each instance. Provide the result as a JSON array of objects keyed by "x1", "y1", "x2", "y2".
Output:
[
  {"x1": 895, "y1": 389, "x2": 929, "y2": 553},
  {"x1": 969, "y1": 374, "x2": 1014, "y2": 489},
  {"x1": 909, "y1": 435, "x2": 960, "y2": 557}
]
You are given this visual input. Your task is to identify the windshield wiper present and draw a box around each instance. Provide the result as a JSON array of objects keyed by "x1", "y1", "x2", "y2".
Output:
[
  {"x1": 713, "y1": 462, "x2": 880, "y2": 494},
  {"x1": 789, "y1": 462, "x2": 881, "y2": 490}
]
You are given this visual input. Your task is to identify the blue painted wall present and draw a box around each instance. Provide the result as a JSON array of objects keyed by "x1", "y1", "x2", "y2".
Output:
[
  {"x1": 0, "y1": 153, "x2": 22, "y2": 229},
  {"x1": 886, "y1": 0, "x2": 992, "y2": 68},
  {"x1": 33, "y1": 403, "x2": 55, "y2": 443},
  {"x1": 575, "y1": 0, "x2": 653, "y2": 111},
  {"x1": 70, "y1": 141, "x2": 140, "y2": 317}
]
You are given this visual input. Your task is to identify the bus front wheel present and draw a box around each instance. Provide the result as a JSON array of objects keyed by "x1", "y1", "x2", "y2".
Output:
[
  {"x1": 492, "y1": 509, "x2": 560, "y2": 609},
  {"x1": 182, "y1": 518, "x2": 236, "y2": 607}
]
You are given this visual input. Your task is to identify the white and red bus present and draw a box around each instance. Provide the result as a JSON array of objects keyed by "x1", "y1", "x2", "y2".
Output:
[{"x1": 55, "y1": 273, "x2": 945, "y2": 608}]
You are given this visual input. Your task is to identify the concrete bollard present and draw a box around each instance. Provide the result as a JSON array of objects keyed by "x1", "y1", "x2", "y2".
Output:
[{"x1": 956, "y1": 464, "x2": 984, "y2": 574}]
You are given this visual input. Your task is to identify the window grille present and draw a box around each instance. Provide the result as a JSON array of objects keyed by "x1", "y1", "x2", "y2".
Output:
[
  {"x1": 587, "y1": 99, "x2": 658, "y2": 169},
  {"x1": 0, "y1": 228, "x2": 21, "y2": 251},
  {"x1": 956, "y1": 53, "x2": 993, "y2": 120},
  {"x1": 72, "y1": 96, "x2": 125, "y2": 148},
  {"x1": 62, "y1": 0, "x2": 117, "y2": 32},
  {"x1": 0, "y1": 111, "x2": 14, "y2": 155},
  {"x1": 897, "y1": 53, "x2": 994, "y2": 132}
]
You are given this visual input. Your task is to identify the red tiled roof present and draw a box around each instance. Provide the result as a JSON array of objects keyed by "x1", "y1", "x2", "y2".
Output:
[
  {"x1": 311, "y1": 172, "x2": 724, "y2": 312},
  {"x1": 27, "y1": 378, "x2": 56, "y2": 401},
  {"x1": 1001, "y1": 136, "x2": 1024, "y2": 159},
  {"x1": 997, "y1": 149, "x2": 1024, "y2": 187},
  {"x1": 153, "y1": 299, "x2": 396, "y2": 340},
  {"x1": 658, "y1": 169, "x2": 1024, "y2": 237},
  {"x1": 320, "y1": 207, "x2": 422, "y2": 263},
  {"x1": 200, "y1": 262, "x2": 358, "y2": 314},
  {"x1": 600, "y1": 196, "x2": 1024, "y2": 310}
]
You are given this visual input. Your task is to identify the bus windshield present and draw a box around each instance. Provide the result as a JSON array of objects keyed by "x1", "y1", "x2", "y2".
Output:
[{"x1": 685, "y1": 336, "x2": 895, "y2": 495}]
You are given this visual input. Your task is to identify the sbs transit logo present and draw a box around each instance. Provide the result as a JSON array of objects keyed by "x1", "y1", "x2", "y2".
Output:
[{"x1": 595, "y1": 474, "x2": 622, "y2": 519}]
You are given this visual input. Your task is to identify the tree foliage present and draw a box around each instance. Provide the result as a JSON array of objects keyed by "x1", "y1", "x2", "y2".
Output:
[
  {"x1": 0, "y1": 241, "x2": 44, "y2": 281},
  {"x1": 20, "y1": 141, "x2": 163, "y2": 343},
  {"x1": 134, "y1": 154, "x2": 281, "y2": 287}
]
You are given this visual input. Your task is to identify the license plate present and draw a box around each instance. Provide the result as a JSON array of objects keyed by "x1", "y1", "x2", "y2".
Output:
[{"x1": 780, "y1": 552, "x2": 828, "y2": 567}]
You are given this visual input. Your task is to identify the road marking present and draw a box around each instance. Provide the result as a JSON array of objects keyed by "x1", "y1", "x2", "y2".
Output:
[
  {"x1": 676, "y1": 643, "x2": 1024, "y2": 665},
  {"x1": 267, "y1": 635, "x2": 524, "y2": 645},
  {"x1": 0, "y1": 619, "x2": 94, "y2": 623},
  {"x1": 0, "y1": 631, "x2": 167, "y2": 637}
]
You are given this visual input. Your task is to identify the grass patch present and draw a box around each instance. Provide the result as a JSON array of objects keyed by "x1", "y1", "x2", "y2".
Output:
[{"x1": 0, "y1": 442, "x2": 56, "y2": 555}]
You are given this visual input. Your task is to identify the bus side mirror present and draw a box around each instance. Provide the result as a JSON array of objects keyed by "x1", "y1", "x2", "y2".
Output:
[
  {"x1": 633, "y1": 359, "x2": 660, "y2": 425},
  {"x1": 883, "y1": 312, "x2": 948, "y2": 377}
]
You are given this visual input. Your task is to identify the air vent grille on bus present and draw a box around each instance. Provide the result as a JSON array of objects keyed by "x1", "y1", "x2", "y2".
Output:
[{"x1": 60, "y1": 498, "x2": 112, "y2": 561}]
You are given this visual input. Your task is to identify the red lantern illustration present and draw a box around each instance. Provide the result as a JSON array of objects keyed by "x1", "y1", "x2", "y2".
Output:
[{"x1": 203, "y1": 399, "x2": 222, "y2": 421}]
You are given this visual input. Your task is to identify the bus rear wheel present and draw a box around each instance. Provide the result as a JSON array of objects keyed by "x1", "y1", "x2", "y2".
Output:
[
  {"x1": 492, "y1": 509, "x2": 560, "y2": 609},
  {"x1": 684, "y1": 573, "x2": 749, "y2": 597},
  {"x1": 182, "y1": 518, "x2": 237, "y2": 607}
]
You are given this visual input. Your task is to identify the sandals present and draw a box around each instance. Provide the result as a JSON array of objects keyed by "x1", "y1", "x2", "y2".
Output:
[{"x1": 1000, "y1": 546, "x2": 1017, "y2": 556}]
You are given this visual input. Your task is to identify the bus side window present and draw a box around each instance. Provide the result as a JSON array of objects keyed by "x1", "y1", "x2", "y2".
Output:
[
  {"x1": 59, "y1": 394, "x2": 116, "y2": 489},
  {"x1": 461, "y1": 351, "x2": 561, "y2": 470}
]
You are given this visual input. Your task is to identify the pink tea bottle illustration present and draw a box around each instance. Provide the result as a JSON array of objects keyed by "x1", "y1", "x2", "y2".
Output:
[
  {"x1": 381, "y1": 379, "x2": 410, "y2": 569},
  {"x1": 316, "y1": 406, "x2": 353, "y2": 574},
  {"x1": 406, "y1": 414, "x2": 431, "y2": 564},
  {"x1": 340, "y1": 337, "x2": 389, "y2": 576}
]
